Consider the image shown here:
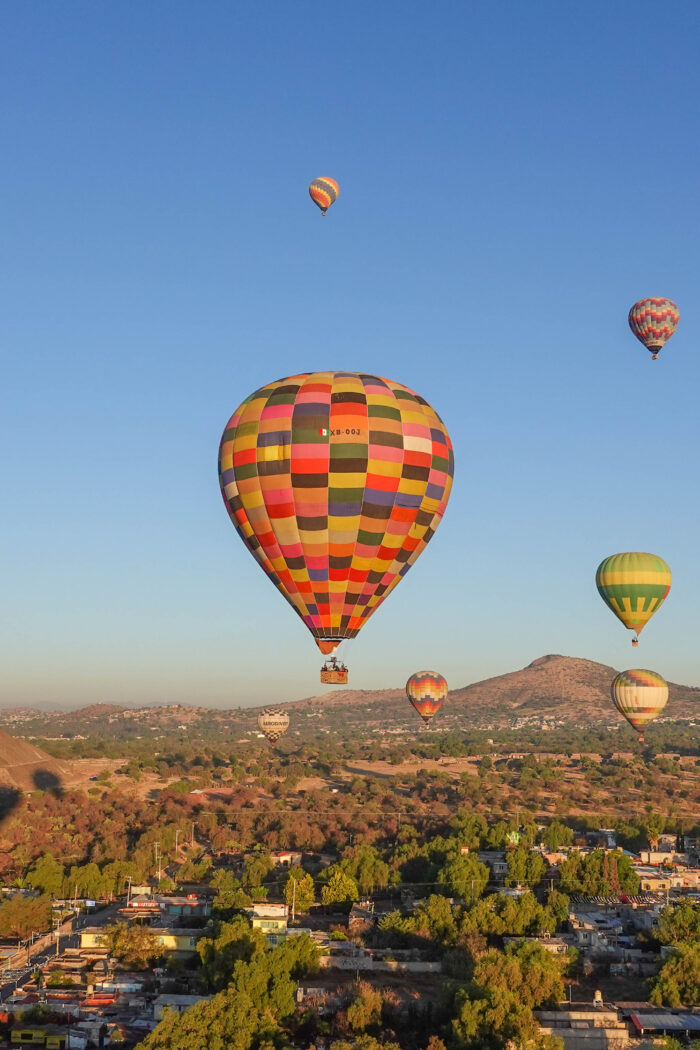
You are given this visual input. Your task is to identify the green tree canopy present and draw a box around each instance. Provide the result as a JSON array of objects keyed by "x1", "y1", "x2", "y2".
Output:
[
  {"x1": 102, "y1": 922, "x2": 160, "y2": 969},
  {"x1": 282, "y1": 867, "x2": 315, "y2": 914},
  {"x1": 320, "y1": 866, "x2": 359, "y2": 907},
  {"x1": 438, "y1": 854, "x2": 489, "y2": 902},
  {"x1": 650, "y1": 944, "x2": 700, "y2": 1008}
]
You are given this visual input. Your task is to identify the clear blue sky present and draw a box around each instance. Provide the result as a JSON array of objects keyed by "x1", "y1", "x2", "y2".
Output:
[{"x1": 2, "y1": 1, "x2": 700, "y2": 708}]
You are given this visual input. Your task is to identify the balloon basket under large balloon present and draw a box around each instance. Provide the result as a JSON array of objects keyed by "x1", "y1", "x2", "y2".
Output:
[
  {"x1": 651, "y1": 353, "x2": 659, "y2": 360},
  {"x1": 320, "y1": 655, "x2": 348, "y2": 685},
  {"x1": 632, "y1": 637, "x2": 639, "y2": 646}
]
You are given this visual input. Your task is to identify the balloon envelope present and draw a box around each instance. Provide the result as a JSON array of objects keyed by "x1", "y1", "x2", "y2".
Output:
[
  {"x1": 628, "y1": 298, "x2": 679, "y2": 357},
  {"x1": 309, "y1": 177, "x2": 339, "y2": 214},
  {"x1": 611, "y1": 669, "x2": 668, "y2": 737},
  {"x1": 219, "y1": 372, "x2": 454, "y2": 654},
  {"x1": 596, "y1": 552, "x2": 671, "y2": 641},
  {"x1": 257, "y1": 707, "x2": 290, "y2": 745},
  {"x1": 406, "y1": 670, "x2": 448, "y2": 725}
]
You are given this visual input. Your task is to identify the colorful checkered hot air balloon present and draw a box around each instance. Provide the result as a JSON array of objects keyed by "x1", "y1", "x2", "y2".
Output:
[
  {"x1": 628, "y1": 298, "x2": 679, "y2": 360},
  {"x1": 309, "y1": 177, "x2": 339, "y2": 215},
  {"x1": 596, "y1": 552, "x2": 671, "y2": 646},
  {"x1": 257, "y1": 707, "x2": 290, "y2": 745},
  {"x1": 219, "y1": 372, "x2": 454, "y2": 678},
  {"x1": 610, "y1": 669, "x2": 668, "y2": 741},
  {"x1": 406, "y1": 670, "x2": 448, "y2": 727}
]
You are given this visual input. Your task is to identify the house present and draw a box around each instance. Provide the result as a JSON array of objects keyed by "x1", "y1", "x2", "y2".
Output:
[
  {"x1": 503, "y1": 936, "x2": 569, "y2": 955},
  {"x1": 156, "y1": 894, "x2": 211, "y2": 918},
  {"x1": 478, "y1": 851, "x2": 508, "y2": 882},
  {"x1": 270, "y1": 850, "x2": 303, "y2": 868},
  {"x1": 9, "y1": 1025, "x2": 88, "y2": 1049},
  {"x1": 536, "y1": 1007, "x2": 629, "y2": 1050},
  {"x1": 119, "y1": 893, "x2": 162, "y2": 920},
  {"x1": 245, "y1": 904, "x2": 288, "y2": 944},
  {"x1": 79, "y1": 926, "x2": 201, "y2": 957},
  {"x1": 348, "y1": 902, "x2": 375, "y2": 935},
  {"x1": 629, "y1": 1012, "x2": 700, "y2": 1039},
  {"x1": 153, "y1": 994, "x2": 212, "y2": 1020}
]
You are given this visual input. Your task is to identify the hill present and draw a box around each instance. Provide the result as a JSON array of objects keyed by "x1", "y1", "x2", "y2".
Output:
[
  {"x1": 0, "y1": 729, "x2": 73, "y2": 792},
  {"x1": 290, "y1": 654, "x2": 699, "y2": 730}
]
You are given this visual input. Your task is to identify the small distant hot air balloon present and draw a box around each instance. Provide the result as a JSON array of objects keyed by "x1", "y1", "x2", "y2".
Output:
[
  {"x1": 406, "y1": 670, "x2": 448, "y2": 727},
  {"x1": 257, "y1": 707, "x2": 290, "y2": 745},
  {"x1": 219, "y1": 372, "x2": 454, "y2": 681},
  {"x1": 628, "y1": 298, "x2": 679, "y2": 360},
  {"x1": 309, "y1": 177, "x2": 339, "y2": 215},
  {"x1": 596, "y1": 552, "x2": 671, "y2": 646},
  {"x1": 611, "y1": 669, "x2": 668, "y2": 741}
]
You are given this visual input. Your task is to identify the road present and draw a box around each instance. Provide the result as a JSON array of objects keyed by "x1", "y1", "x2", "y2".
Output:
[{"x1": 0, "y1": 900, "x2": 122, "y2": 1004}]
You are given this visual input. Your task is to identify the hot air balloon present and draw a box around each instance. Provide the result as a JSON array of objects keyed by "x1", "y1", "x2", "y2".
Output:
[
  {"x1": 257, "y1": 707, "x2": 290, "y2": 745},
  {"x1": 219, "y1": 372, "x2": 454, "y2": 680},
  {"x1": 309, "y1": 177, "x2": 339, "y2": 215},
  {"x1": 596, "y1": 552, "x2": 671, "y2": 646},
  {"x1": 628, "y1": 298, "x2": 679, "y2": 360},
  {"x1": 406, "y1": 670, "x2": 448, "y2": 727},
  {"x1": 611, "y1": 669, "x2": 668, "y2": 741}
]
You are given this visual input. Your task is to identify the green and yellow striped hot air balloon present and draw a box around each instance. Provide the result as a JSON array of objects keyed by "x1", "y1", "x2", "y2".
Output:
[
  {"x1": 596, "y1": 552, "x2": 671, "y2": 646},
  {"x1": 611, "y1": 669, "x2": 668, "y2": 741}
]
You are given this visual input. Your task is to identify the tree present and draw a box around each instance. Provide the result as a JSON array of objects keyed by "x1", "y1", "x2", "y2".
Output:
[
  {"x1": 0, "y1": 894, "x2": 52, "y2": 939},
  {"x1": 320, "y1": 867, "x2": 359, "y2": 907},
  {"x1": 451, "y1": 942, "x2": 565, "y2": 1050},
  {"x1": 26, "y1": 854, "x2": 64, "y2": 897},
  {"x1": 197, "y1": 916, "x2": 261, "y2": 991},
  {"x1": 656, "y1": 901, "x2": 700, "y2": 947},
  {"x1": 650, "y1": 944, "x2": 700, "y2": 1008},
  {"x1": 505, "y1": 848, "x2": 546, "y2": 888},
  {"x1": 438, "y1": 854, "x2": 489, "y2": 902},
  {"x1": 102, "y1": 922, "x2": 160, "y2": 969},
  {"x1": 643, "y1": 812, "x2": 665, "y2": 850},
  {"x1": 475, "y1": 941, "x2": 565, "y2": 1008},
  {"x1": 346, "y1": 981, "x2": 383, "y2": 1032},
  {"x1": 241, "y1": 850, "x2": 273, "y2": 896},
  {"x1": 283, "y1": 867, "x2": 315, "y2": 914},
  {"x1": 540, "y1": 821, "x2": 574, "y2": 852},
  {"x1": 210, "y1": 870, "x2": 251, "y2": 913},
  {"x1": 136, "y1": 933, "x2": 319, "y2": 1050},
  {"x1": 557, "y1": 850, "x2": 639, "y2": 896},
  {"x1": 341, "y1": 844, "x2": 389, "y2": 894}
]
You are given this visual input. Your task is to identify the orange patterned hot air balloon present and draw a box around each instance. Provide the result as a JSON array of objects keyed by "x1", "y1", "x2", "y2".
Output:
[
  {"x1": 406, "y1": 670, "x2": 448, "y2": 727},
  {"x1": 309, "y1": 177, "x2": 339, "y2": 215},
  {"x1": 628, "y1": 298, "x2": 679, "y2": 360},
  {"x1": 218, "y1": 372, "x2": 454, "y2": 675}
]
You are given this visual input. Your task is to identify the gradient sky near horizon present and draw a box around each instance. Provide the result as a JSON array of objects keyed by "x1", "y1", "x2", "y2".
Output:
[{"x1": 2, "y1": 1, "x2": 700, "y2": 709}]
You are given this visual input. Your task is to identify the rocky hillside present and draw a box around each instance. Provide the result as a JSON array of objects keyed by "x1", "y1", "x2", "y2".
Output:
[{"x1": 292, "y1": 654, "x2": 699, "y2": 728}]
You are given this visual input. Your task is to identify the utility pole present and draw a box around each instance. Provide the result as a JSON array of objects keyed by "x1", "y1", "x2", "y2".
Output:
[
  {"x1": 125, "y1": 876, "x2": 132, "y2": 906},
  {"x1": 154, "y1": 842, "x2": 162, "y2": 884},
  {"x1": 175, "y1": 830, "x2": 181, "y2": 855},
  {"x1": 191, "y1": 822, "x2": 196, "y2": 848},
  {"x1": 291, "y1": 877, "x2": 296, "y2": 923}
]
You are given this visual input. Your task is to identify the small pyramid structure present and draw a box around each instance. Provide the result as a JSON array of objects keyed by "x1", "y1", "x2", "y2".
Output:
[{"x1": 0, "y1": 728, "x2": 71, "y2": 792}]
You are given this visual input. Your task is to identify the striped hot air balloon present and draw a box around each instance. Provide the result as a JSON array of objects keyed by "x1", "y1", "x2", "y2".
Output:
[
  {"x1": 257, "y1": 707, "x2": 290, "y2": 745},
  {"x1": 309, "y1": 177, "x2": 339, "y2": 215},
  {"x1": 610, "y1": 669, "x2": 668, "y2": 741},
  {"x1": 406, "y1": 670, "x2": 448, "y2": 727},
  {"x1": 596, "y1": 552, "x2": 671, "y2": 645},
  {"x1": 628, "y1": 298, "x2": 679, "y2": 359},
  {"x1": 219, "y1": 373, "x2": 454, "y2": 667}
]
